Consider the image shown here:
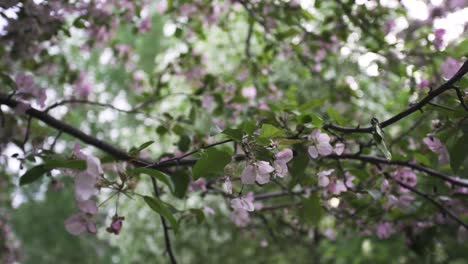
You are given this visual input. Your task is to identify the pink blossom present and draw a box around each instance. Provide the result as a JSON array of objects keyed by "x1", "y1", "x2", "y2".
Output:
[
  {"x1": 237, "y1": 69, "x2": 249, "y2": 81},
  {"x1": 180, "y1": 3, "x2": 197, "y2": 17},
  {"x1": 73, "y1": 144, "x2": 103, "y2": 201},
  {"x1": 385, "y1": 19, "x2": 395, "y2": 35},
  {"x1": 392, "y1": 168, "x2": 417, "y2": 192},
  {"x1": 433, "y1": 28, "x2": 445, "y2": 49},
  {"x1": 423, "y1": 136, "x2": 449, "y2": 164},
  {"x1": 189, "y1": 178, "x2": 207, "y2": 192},
  {"x1": 441, "y1": 57, "x2": 461, "y2": 79},
  {"x1": 202, "y1": 95, "x2": 214, "y2": 109},
  {"x1": 329, "y1": 180, "x2": 347, "y2": 195},
  {"x1": 230, "y1": 208, "x2": 250, "y2": 227},
  {"x1": 241, "y1": 161, "x2": 274, "y2": 185},
  {"x1": 115, "y1": 44, "x2": 132, "y2": 59},
  {"x1": 273, "y1": 148, "x2": 293, "y2": 178},
  {"x1": 260, "y1": 239, "x2": 269, "y2": 247},
  {"x1": 75, "y1": 171, "x2": 98, "y2": 201},
  {"x1": 344, "y1": 172, "x2": 355, "y2": 189},
  {"x1": 203, "y1": 206, "x2": 215, "y2": 216},
  {"x1": 241, "y1": 86, "x2": 257, "y2": 99},
  {"x1": 308, "y1": 129, "x2": 333, "y2": 158},
  {"x1": 290, "y1": 0, "x2": 300, "y2": 8},
  {"x1": 387, "y1": 194, "x2": 414, "y2": 209},
  {"x1": 138, "y1": 17, "x2": 151, "y2": 34},
  {"x1": 15, "y1": 73, "x2": 35, "y2": 95},
  {"x1": 77, "y1": 199, "x2": 98, "y2": 215},
  {"x1": 231, "y1": 197, "x2": 254, "y2": 212},
  {"x1": 323, "y1": 228, "x2": 337, "y2": 241},
  {"x1": 64, "y1": 213, "x2": 97, "y2": 235},
  {"x1": 334, "y1": 142, "x2": 345, "y2": 155},
  {"x1": 106, "y1": 215, "x2": 125, "y2": 235},
  {"x1": 375, "y1": 222, "x2": 394, "y2": 239},
  {"x1": 74, "y1": 71, "x2": 92, "y2": 97},
  {"x1": 156, "y1": 0, "x2": 167, "y2": 14},
  {"x1": 315, "y1": 49, "x2": 327, "y2": 62},
  {"x1": 417, "y1": 79, "x2": 430, "y2": 89},
  {"x1": 381, "y1": 179, "x2": 391, "y2": 193},
  {"x1": 317, "y1": 169, "x2": 334, "y2": 187}
]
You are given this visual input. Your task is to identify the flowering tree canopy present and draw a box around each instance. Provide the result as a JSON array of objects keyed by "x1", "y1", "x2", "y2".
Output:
[{"x1": 1, "y1": 0, "x2": 468, "y2": 263}]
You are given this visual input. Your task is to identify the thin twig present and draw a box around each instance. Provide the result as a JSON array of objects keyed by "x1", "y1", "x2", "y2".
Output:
[
  {"x1": 387, "y1": 174, "x2": 468, "y2": 229},
  {"x1": 150, "y1": 176, "x2": 177, "y2": 264}
]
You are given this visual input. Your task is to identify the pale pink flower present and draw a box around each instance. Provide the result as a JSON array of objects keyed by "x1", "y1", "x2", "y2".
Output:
[
  {"x1": 241, "y1": 161, "x2": 274, "y2": 185},
  {"x1": 273, "y1": 149, "x2": 293, "y2": 177},
  {"x1": 15, "y1": 73, "x2": 35, "y2": 95},
  {"x1": 231, "y1": 197, "x2": 255, "y2": 212},
  {"x1": 260, "y1": 239, "x2": 269, "y2": 247},
  {"x1": 317, "y1": 169, "x2": 334, "y2": 187},
  {"x1": 441, "y1": 57, "x2": 461, "y2": 79},
  {"x1": 74, "y1": 71, "x2": 92, "y2": 97},
  {"x1": 344, "y1": 172, "x2": 355, "y2": 189},
  {"x1": 180, "y1": 3, "x2": 197, "y2": 17},
  {"x1": 418, "y1": 79, "x2": 430, "y2": 89},
  {"x1": 433, "y1": 28, "x2": 445, "y2": 49},
  {"x1": 381, "y1": 179, "x2": 391, "y2": 193},
  {"x1": 241, "y1": 86, "x2": 257, "y2": 99},
  {"x1": 423, "y1": 136, "x2": 449, "y2": 164},
  {"x1": 64, "y1": 213, "x2": 96, "y2": 235},
  {"x1": 375, "y1": 222, "x2": 394, "y2": 239},
  {"x1": 385, "y1": 19, "x2": 395, "y2": 35},
  {"x1": 230, "y1": 209, "x2": 250, "y2": 227},
  {"x1": 138, "y1": 17, "x2": 151, "y2": 34},
  {"x1": 203, "y1": 206, "x2": 215, "y2": 216},
  {"x1": 308, "y1": 129, "x2": 333, "y2": 158},
  {"x1": 189, "y1": 178, "x2": 207, "y2": 192},
  {"x1": 392, "y1": 168, "x2": 417, "y2": 192},
  {"x1": 329, "y1": 180, "x2": 347, "y2": 195},
  {"x1": 334, "y1": 142, "x2": 345, "y2": 155},
  {"x1": 323, "y1": 228, "x2": 337, "y2": 241},
  {"x1": 77, "y1": 199, "x2": 98, "y2": 215},
  {"x1": 290, "y1": 0, "x2": 300, "y2": 8}
]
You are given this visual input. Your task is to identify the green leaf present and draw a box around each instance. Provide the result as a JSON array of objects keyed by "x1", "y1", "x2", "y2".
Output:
[
  {"x1": 300, "y1": 193, "x2": 322, "y2": 225},
  {"x1": 130, "y1": 167, "x2": 175, "y2": 194},
  {"x1": 130, "y1": 141, "x2": 155, "y2": 156},
  {"x1": 326, "y1": 106, "x2": 346, "y2": 125},
  {"x1": 192, "y1": 149, "x2": 231, "y2": 179},
  {"x1": 449, "y1": 133, "x2": 468, "y2": 173},
  {"x1": 143, "y1": 196, "x2": 179, "y2": 232},
  {"x1": 188, "y1": 208, "x2": 205, "y2": 224},
  {"x1": 222, "y1": 128, "x2": 243, "y2": 141},
  {"x1": 172, "y1": 170, "x2": 190, "y2": 198},
  {"x1": 241, "y1": 121, "x2": 257, "y2": 135},
  {"x1": 258, "y1": 124, "x2": 285, "y2": 139},
  {"x1": 19, "y1": 165, "x2": 49, "y2": 186}
]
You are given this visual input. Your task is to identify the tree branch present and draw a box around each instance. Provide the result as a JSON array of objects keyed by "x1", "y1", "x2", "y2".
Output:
[
  {"x1": 387, "y1": 173, "x2": 468, "y2": 229},
  {"x1": 327, "y1": 153, "x2": 468, "y2": 188},
  {"x1": 324, "y1": 59, "x2": 468, "y2": 134},
  {"x1": 150, "y1": 176, "x2": 177, "y2": 264}
]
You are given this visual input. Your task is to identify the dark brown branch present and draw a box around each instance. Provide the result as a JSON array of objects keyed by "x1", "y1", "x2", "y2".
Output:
[
  {"x1": 327, "y1": 154, "x2": 468, "y2": 188},
  {"x1": 324, "y1": 59, "x2": 468, "y2": 134},
  {"x1": 44, "y1": 99, "x2": 140, "y2": 114},
  {"x1": 388, "y1": 174, "x2": 468, "y2": 229},
  {"x1": 150, "y1": 176, "x2": 178, "y2": 264}
]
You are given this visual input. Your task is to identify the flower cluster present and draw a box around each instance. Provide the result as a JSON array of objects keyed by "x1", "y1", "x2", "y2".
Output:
[
  {"x1": 241, "y1": 149, "x2": 293, "y2": 185},
  {"x1": 308, "y1": 129, "x2": 344, "y2": 159}
]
